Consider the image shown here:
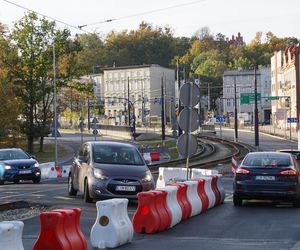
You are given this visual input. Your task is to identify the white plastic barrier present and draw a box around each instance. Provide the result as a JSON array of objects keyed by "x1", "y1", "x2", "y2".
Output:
[
  {"x1": 61, "y1": 165, "x2": 71, "y2": 178},
  {"x1": 180, "y1": 181, "x2": 202, "y2": 216},
  {"x1": 157, "y1": 185, "x2": 182, "y2": 227},
  {"x1": 200, "y1": 177, "x2": 216, "y2": 209},
  {"x1": 191, "y1": 169, "x2": 219, "y2": 178},
  {"x1": 156, "y1": 167, "x2": 220, "y2": 189},
  {"x1": 142, "y1": 153, "x2": 152, "y2": 164},
  {"x1": 156, "y1": 167, "x2": 187, "y2": 188},
  {"x1": 0, "y1": 221, "x2": 24, "y2": 250},
  {"x1": 216, "y1": 175, "x2": 225, "y2": 204},
  {"x1": 40, "y1": 162, "x2": 55, "y2": 179},
  {"x1": 90, "y1": 199, "x2": 133, "y2": 249}
]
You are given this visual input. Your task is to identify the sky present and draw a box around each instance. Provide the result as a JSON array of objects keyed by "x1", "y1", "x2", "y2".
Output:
[{"x1": 0, "y1": 0, "x2": 299, "y2": 43}]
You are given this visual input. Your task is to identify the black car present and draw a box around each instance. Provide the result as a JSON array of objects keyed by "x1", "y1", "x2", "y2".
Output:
[
  {"x1": 233, "y1": 152, "x2": 300, "y2": 206},
  {"x1": 0, "y1": 148, "x2": 41, "y2": 184},
  {"x1": 68, "y1": 141, "x2": 155, "y2": 202}
]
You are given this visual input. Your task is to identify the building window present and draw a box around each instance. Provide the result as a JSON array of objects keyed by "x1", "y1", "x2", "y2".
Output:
[{"x1": 226, "y1": 99, "x2": 231, "y2": 107}]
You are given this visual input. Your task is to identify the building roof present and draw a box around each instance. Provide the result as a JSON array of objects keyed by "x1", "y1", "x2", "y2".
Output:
[{"x1": 100, "y1": 64, "x2": 174, "y2": 72}]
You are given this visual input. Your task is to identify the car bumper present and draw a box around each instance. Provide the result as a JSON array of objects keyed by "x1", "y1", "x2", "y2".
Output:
[
  {"x1": 89, "y1": 177, "x2": 154, "y2": 199},
  {"x1": 2, "y1": 169, "x2": 41, "y2": 182},
  {"x1": 234, "y1": 181, "x2": 299, "y2": 200}
]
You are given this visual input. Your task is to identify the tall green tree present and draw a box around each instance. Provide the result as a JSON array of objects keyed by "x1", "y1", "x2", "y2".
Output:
[{"x1": 10, "y1": 12, "x2": 79, "y2": 153}]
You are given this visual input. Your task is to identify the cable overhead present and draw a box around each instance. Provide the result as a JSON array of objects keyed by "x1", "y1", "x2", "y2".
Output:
[
  {"x1": 2, "y1": 0, "x2": 91, "y2": 34},
  {"x1": 78, "y1": 0, "x2": 206, "y2": 28}
]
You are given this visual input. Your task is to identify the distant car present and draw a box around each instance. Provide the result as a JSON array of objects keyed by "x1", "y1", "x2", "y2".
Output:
[
  {"x1": 0, "y1": 148, "x2": 41, "y2": 184},
  {"x1": 277, "y1": 149, "x2": 300, "y2": 166},
  {"x1": 233, "y1": 152, "x2": 300, "y2": 206},
  {"x1": 68, "y1": 141, "x2": 155, "y2": 202}
]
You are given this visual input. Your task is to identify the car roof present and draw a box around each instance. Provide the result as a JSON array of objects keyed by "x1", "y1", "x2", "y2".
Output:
[
  {"x1": 278, "y1": 149, "x2": 300, "y2": 153},
  {"x1": 245, "y1": 151, "x2": 292, "y2": 157},
  {"x1": 86, "y1": 141, "x2": 136, "y2": 148},
  {"x1": 0, "y1": 148, "x2": 22, "y2": 152}
]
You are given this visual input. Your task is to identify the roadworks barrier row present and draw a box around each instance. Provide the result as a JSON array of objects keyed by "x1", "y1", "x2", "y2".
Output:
[
  {"x1": 39, "y1": 162, "x2": 71, "y2": 179},
  {"x1": 133, "y1": 169, "x2": 225, "y2": 234}
]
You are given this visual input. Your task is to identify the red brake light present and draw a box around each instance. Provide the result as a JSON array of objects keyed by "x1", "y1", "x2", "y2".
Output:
[
  {"x1": 279, "y1": 169, "x2": 298, "y2": 176},
  {"x1": 236, "y1": 168, "x2": 251, "y2": 174}
]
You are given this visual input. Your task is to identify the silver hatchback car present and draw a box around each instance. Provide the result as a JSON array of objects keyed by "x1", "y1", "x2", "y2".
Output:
[{"x1": 68, "y1": 141, "x2": 155, "y2": 202}]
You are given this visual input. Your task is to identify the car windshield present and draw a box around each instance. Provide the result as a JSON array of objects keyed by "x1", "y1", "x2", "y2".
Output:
[
  {"x1": 243, "y1": 154, "x2": 292, "y2": 167},
  {"x1": 0, "y1": 149, "x2": 30, "y2": 161},
  {"x1": 92, "y1": 144, "x2": 144, "y2": 165}
]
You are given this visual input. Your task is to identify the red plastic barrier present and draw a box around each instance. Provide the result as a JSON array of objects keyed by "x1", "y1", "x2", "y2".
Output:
[
  {"x1": 210, "y1": 176, "x2": 221, "y2": 205},
  {"x1": 55, "y1": 165, "x2": 62, "y2": 178},
  {"x1": 133, "y1": 192, "x2": 160, "y2": 234},
  {"x1": 33, "y1": 212, "x2": 71, "y2": 250},
  {"x1": 53, "y1": 209, "x2": 87, "y2": 250},
  {"x1": 69, "y1": 208, "x2": 87, "y2": 249},
  {"x1": 192, "y1": 178, "x2": 209, "y2": 213},
  {"x1": 169, "y1": 183, "x2": 192, "y2": 220},
  {"x1": 150, "y1": 152, "x2": 160, "y2": 161},
  {"x1": 151, "y1": 190, "x2": 172, "y2": 231}
]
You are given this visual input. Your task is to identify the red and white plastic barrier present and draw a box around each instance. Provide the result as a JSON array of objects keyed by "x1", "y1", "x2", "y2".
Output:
[
  {"x1": 33, "y1": 208, "x2": 87, "y2": 250},
  {"x1": 90, "y1": 199, "x2": 133, "y2": 248},
  {"x1": 232, "y1": 156, "x2": 238, "y2": 175},
  {"x1": 0, "y1": 221, "x2": 24, "y2": 250},
  {"x1": 180, "y1": 181, "x2": 202, "y2": 216},
  {"x1": 157, "y1": 185, "x2": 182, "y2": 227}
]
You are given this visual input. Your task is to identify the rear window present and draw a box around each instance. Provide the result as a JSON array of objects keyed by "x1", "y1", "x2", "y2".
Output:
[{"x1": 243, "y1": 154, "x2": 292, "y2": 167}]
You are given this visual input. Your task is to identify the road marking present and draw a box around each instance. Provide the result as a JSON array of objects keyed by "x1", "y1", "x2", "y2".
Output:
[
  {"x1": 0, "y1": 187, "x2": 64, "y2": 200},
  {"x1": 53, "y1": 196, "x2": 75, "y2": 200}
]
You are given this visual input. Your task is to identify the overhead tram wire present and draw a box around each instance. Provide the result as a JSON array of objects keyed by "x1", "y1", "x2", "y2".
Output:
[
  {"x1": 77, "y1": 0, "x2": 206, "y2": 28},
  {"x1": 1, "y1": 0, "x2": 91, "y2": 34}
]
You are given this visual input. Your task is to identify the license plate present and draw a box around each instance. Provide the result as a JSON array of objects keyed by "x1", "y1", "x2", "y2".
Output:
[
  {"x1": 19, "y1": 170, "x2": 32, "y2": 174},
  {"x1": 115, "y1": 185, "x2": 136, "y2": 192},
  {"x1": 256, "y1": 176, "x2": 275, "y2": 181}
]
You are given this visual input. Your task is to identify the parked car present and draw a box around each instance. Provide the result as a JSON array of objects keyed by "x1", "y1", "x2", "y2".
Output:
[
  {"x1": 68, "y1": 141, "x2": 155, "y2": 202},
  {"x1": 233, "y1": 152, "x2": 300, "y2": 206},
  {"x1": 0, "y1": 148, "x2": 41, "y2": 184},
  {"x1": 277, "y1": 149, "x2": 300, "y2": 166}
]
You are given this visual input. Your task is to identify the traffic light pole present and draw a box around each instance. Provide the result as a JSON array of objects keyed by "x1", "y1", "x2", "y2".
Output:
[
  {"x1": 161, "y1": 77, "x2": 166, "y2": 142},
  {"x1": 254, "y1": 67, "x2": 259, "y2": 148},
  {"x1": 234, "y1": 76, "x2": 238, "y2": 142}
]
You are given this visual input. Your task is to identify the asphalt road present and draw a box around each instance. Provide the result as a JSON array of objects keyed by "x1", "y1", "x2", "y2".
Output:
[{"x1": 2, "y1": 131, "x2": 300, "y2": 250}]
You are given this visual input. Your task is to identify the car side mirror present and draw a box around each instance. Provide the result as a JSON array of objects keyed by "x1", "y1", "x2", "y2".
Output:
[
  {"x1": 296, "y1": 154, "x2": 300, "y2": 160},
  {"x1": 30, "y1": 155, "x2": 36, "y2": 159},
  {"x1": 145, "y1": 159, "x2": 151, "y2": 165}
]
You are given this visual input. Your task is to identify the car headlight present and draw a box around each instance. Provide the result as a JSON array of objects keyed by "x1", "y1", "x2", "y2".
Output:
[
  {"x1": 93, "y1": 168, "x2": 107, "y2": 180},
  {"x1": 34, "y1": 162, "x2": 40, "y2": 168},
  {"x1": 142, "y1": 170, "x2": 153, "y2": 182},
  {"x1": 4, "y1": 165, "x2": 12, "y2": 170}
]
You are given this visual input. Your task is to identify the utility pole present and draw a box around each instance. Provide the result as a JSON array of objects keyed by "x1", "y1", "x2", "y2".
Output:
[
  {"x1": 53, "y1": 42, "x2": 58, "y2": 169},
  {"x1": 234, "y1": 76, "x2": 238, "y2": 142},
  {"x1": 142, "y1": 79, "x2": 145, "y2": 126},
  {"x1": 207, "y1": 83, "x2": 211, "y2": 111},
  {"x1": 161, "y1": 76, "x2": 166, "y2": 141},
  {"x1": 87, "y1": 97, "x2": 90, "y2": 131},
  {"x1": 127, "y1": 77, "x2": 131, "y2": 126},
  {"x1": 177, "y1": 59, "x2": 183, "y2": 137},
  {"x1": 254, "y1": 66, "x2": 259, "y2": 148}
]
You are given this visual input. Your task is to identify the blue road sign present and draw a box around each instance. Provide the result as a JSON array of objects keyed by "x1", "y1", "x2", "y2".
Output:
[
  {"x1": 216, "y1": 116, "x2": 225, "y2": 123},
  {"x1": 287, "y1": 117, "x2": 298, "y2": 123}
]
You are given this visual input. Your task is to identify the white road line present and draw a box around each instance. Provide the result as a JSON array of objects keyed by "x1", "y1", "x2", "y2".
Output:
[{"x1": 0, "y1": 187, "x2": 64, "y2": 200}]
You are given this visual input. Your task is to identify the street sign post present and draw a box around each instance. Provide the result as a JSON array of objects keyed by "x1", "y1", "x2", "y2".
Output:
[
  {"x1": 177, "y1": 82, "x2": 200, "y2": 180},
  {"x1": 216, "y1": 116, "x2": 225, "y2": 123}
]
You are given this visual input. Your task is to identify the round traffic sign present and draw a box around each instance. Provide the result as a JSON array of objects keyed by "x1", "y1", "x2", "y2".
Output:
[
  {"x1": 179, "y1": 83, "x2": 200, "y2": 107},
  {"x1": 177, "y1": 108, "x2": 199, "y2": 132},
  {"x1": 176, "y1": 134, "x2": 198, "y2": 158}
]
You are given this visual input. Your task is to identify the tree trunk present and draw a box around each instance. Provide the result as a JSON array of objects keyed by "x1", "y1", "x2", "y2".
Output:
[{"x1": 39, "y1": 136, "x2": 44, "y2": 152}]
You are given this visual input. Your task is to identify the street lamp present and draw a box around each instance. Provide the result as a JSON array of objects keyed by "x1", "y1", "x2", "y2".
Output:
[
  {"x1": 53, "y1": 42, "x2": 58, "y2": 169},
  {"x1": 234, "y1": 75, "x2": 238, "y2": 142},
  {"x1": 254, "y1": 66, "x2": 259, "y2": 148}
]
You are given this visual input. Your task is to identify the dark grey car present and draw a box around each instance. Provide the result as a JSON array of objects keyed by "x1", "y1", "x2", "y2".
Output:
[{"x1": 68, "y1": 141, "x2": 155, "y2": 202}]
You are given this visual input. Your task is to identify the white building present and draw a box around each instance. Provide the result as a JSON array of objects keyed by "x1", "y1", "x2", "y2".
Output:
[
  {"x1": 91, "y1": 64, "x2": 175, "y2": 127},
  {"x1": 223, "y1": 68, "x2": 271, "y2": 124}
]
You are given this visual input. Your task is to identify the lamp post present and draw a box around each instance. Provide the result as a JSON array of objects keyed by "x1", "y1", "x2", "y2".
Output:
[
  {"x1": 234, "y1": 75, "x2": 238, "y2": 142},
  {"x1": 254, "y1": 66, "x2": 259, "y2": 148},
  {"x1": 53, "y1": 42, "x2": 58, "y2": 168}
]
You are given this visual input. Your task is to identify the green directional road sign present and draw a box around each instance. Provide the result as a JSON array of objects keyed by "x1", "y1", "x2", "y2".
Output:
[
  {"x1": 240, "y1": 93, "x2": 261, "y2": 105},
  {"x1": 268, "y1": 96, "x2": 280, "y2": 100}
]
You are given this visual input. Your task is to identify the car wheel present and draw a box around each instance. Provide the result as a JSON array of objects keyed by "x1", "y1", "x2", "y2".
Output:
[
  {"x1": 84, "y1": 179, "x2": 93, "y2": 203},
  {"x1": 13, "y1": 180, "x2": 20, "y2": 184},
  {"x1": 33, "y1": 178, "x2": 41, "y2": 184},
  {"x1": 233, "y1": 195, "x2": 243, "y2": 206},
  {"x1": 68, "y1": 175, "x2": 77, "y2": 196}
]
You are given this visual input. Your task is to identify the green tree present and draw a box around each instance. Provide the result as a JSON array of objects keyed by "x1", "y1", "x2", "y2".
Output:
[{"x1": 10, "y1": 12, "x2": 79, "y2": 153}]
